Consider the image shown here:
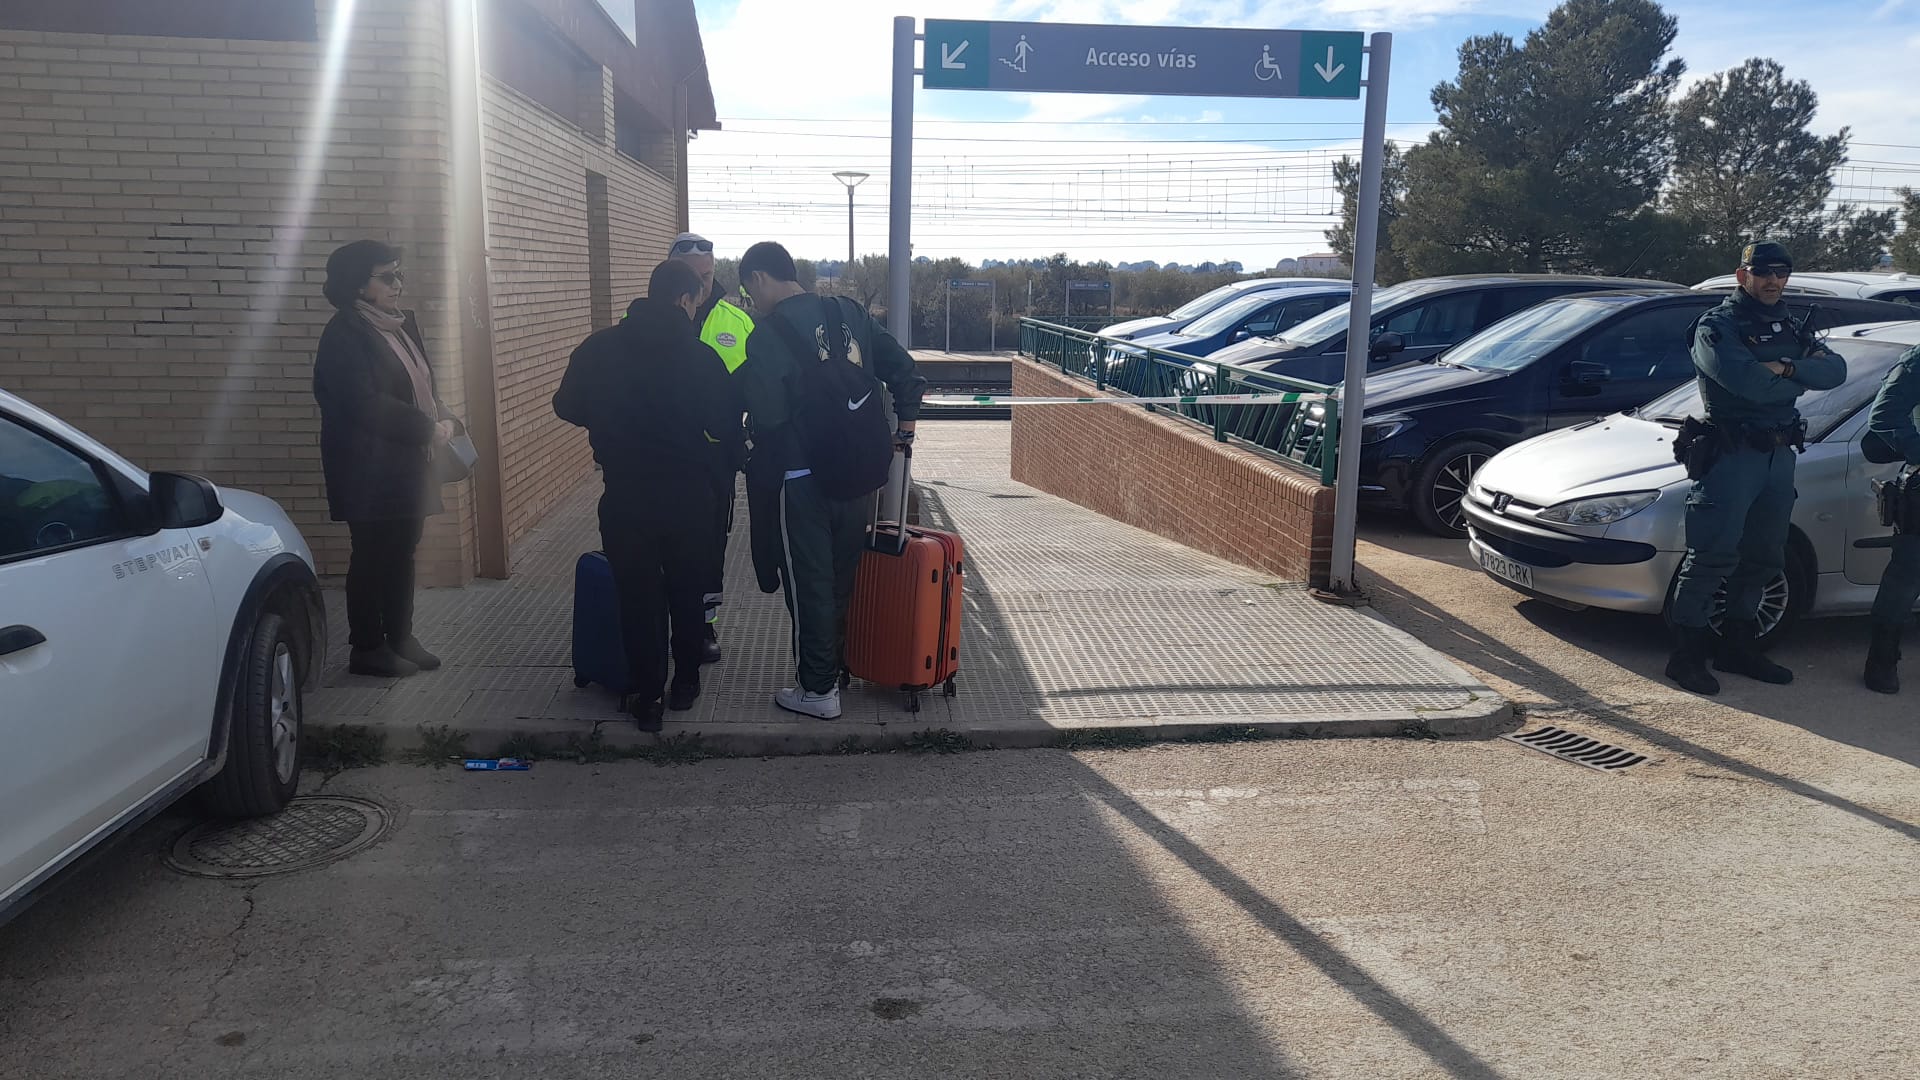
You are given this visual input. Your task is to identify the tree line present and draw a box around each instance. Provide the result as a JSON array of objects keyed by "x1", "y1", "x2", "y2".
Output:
[{"x1": 1327, "y1": 0, "x2": 1920, "y2": 283}]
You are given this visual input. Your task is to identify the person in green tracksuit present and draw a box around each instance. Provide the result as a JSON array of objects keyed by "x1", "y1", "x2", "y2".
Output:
[
  {"x1": 1666, "y1": 241, "x2": 1847, "y2": 695},
  {"x1": 735, "y1": 241, "x2": 927, "y2": 720},
  {"x1": 666, "y1": 232, "x2": 754, "y2": 664},
  {"x1": 1862, "y1": 343, "x2": 1920, "y2": 694}
]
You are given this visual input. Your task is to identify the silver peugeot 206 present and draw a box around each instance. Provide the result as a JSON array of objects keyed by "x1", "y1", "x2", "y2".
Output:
[{"x1": 1464, "y1": 320, "x2": 1920, "y2": 646}]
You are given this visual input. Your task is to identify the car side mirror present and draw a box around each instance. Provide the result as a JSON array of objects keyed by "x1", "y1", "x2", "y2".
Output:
[
  {"x1": 150, "y1": 472, "x2": 223, "y2": 529},
  {"x1": 1566, "y1": 359, "x2": 1611, "y2": 386},
  {"x1": 1369, "y1": 331, "x2": 1407, "y2": 357}
]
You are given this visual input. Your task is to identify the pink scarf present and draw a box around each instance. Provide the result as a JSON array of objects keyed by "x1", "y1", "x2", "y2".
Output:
[{"x1": 357, "y1": 300, "x2": 438, "y2": 420}]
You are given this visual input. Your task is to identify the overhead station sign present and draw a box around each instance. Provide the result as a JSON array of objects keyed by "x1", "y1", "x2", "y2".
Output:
[{"x1": 922, "y1": 21, "x2": 1362, "y2": 100}]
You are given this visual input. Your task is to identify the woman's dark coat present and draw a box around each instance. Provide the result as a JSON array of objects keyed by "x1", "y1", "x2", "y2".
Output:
[{"x1": 312, "y1": 308, "x2": 453, "y2": 522}]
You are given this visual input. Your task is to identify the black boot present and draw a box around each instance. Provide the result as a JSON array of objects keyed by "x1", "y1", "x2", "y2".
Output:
[
  {"x1": 350, "y1": 645, "x2": 419, "y2": 678},
  {"x1": 1865, "y1": 624, "x2": 1903, "y2": 695},
  {"x1": 700, "y1": 623, "x2": 723, "y2": 665},
  {"x1": 1714, "y1": 620, "x2": 1793, "y2": 685},
  {"x1": 667, "y1": 672, "x2": 702, "y2": 712},
  {"x1": 624, "y1": 695, "x2": 665, "y2": 733},
  {"x1": 1665, "y1": 626, "x2": 1721, "y2": 696}
]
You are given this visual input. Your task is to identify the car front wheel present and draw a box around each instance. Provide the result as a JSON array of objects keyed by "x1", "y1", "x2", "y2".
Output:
[
  {"x1": 1412, "y1": 440, "x2": 1498, "y2": 538},
  {"x1": 200, "y1": 609, "x2": 305, "y2": 817},
  {"x1": 1663, "y1": 541, "x2": 1814, "y2": 650}
]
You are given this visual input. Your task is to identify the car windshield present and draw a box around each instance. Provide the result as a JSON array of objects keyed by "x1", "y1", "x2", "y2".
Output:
[
  {"x1": 1179, "y1": 292, "x2": 1277, "y2": 337},
  {"x1": 1166, "y1": 284, "x2": 1243, "y2": 320},
  {"x1": 1441, "y1": 299, "x2": 1619, "y2": 372},
  {"x1": 1267, "y1": 280, "x2": 1434, "y2": 350},
  {"x1": 1637, "y1": 338, "x2": 1909, "y2": 441}
]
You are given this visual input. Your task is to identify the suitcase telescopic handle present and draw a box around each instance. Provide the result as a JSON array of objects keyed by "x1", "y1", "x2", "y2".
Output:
[{"x1": 874, "y1": 445, "x2": 913, "y2": 555}]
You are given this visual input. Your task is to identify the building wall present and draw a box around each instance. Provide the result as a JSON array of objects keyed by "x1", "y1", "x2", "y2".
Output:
[
  {"x1": 1010, "y1": 359, "x2": 1335, "y2": 588},
  {"x1": 0, "y1": 0, "x2": 478, "y2": 584},
  {"x1": 479, "y1": 70, "x2": 679, "y2": 547}
]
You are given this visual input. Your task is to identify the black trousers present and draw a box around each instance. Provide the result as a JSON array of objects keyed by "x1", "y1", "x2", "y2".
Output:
[
  {"x1": 600, "y1": 505, "x2": 711, "y2": 704},
  {"x1": 346, "y1": 517, "x2": 424, "y2": 651}
]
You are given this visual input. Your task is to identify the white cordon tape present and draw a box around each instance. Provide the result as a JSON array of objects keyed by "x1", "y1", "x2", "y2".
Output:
[{"x1": 920, "y1": 391, "x2": 1328, "y2": 407}]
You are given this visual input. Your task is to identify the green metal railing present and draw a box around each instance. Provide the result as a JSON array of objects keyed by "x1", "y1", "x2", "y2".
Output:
[{"x1": 1017, "y1": 318, "x2": 1339, "y2": 484}]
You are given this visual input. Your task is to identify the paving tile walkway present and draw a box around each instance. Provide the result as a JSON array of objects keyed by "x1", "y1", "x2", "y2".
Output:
[{"x1": 310, "y1": 423, "x2": 1506, "y2": 754}]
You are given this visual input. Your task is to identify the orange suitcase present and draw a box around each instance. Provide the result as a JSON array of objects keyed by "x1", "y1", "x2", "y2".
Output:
[{"x1": 844, "y1": 452, "x2": 963, "y2": 712}]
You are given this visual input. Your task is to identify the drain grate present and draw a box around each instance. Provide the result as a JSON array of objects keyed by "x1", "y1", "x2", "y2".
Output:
[
  {"x1": 165, "y1": 796, "x2": 389, "y2": 879},
  {"x1": 1501, "y1": 726, "x2": 1647, "y2": 772}
]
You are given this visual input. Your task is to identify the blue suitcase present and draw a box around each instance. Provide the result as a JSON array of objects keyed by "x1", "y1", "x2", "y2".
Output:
[{"x1": 571, "y1": 551, "x2": 630, "y2": 695}]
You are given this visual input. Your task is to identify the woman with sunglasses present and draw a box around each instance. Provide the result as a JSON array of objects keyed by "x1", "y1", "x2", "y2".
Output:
[{"x1": 314, "y1": 239, "x2": 462, "y2": 678}]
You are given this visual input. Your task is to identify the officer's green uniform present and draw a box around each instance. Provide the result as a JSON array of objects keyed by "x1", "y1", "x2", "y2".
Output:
[
  {"x1": 695, "y1": 295, "x2": 753, "y2": 630},
  {"x1": 1667, "y1": 243, "x2": 1845, "y2": 692},
  {"x1": 1862, "y1": 343, "x2": 1920, "y2": 692},
  {"x1": 738, "y1": 293, "x2": 926, "y2": 695}
]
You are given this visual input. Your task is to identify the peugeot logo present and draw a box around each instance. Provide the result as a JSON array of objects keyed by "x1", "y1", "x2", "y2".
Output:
[{"x1": 1491, "y1": 493, "x2": 1513, "y2": 513}]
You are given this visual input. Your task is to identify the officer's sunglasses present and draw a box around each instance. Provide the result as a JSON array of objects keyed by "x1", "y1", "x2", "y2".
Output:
[
  {"x1": 371, "y1": 270, "x2": 404, "y2": 286},
  {"x1": 1744, "y1": 264, "x2": 1792, "y2": 280},
  {"x1": 671, "y1": 238, "x2": 714, "y2": 255}
]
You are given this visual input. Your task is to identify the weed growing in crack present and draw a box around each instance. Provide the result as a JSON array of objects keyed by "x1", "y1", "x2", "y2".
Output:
[
  {"x1": 403, "y1": 724, "x2": 471, "y2": 767},
  {"x1": 905, "y1": 728, "x2": 973, "y2": 755},
  {"x1": 304, "y1": 724, "x2": 387, "y2": 774}
]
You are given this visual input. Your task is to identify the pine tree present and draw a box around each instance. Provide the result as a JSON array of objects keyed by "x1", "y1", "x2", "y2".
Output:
[{"x1": 1325, "y1": 142, "x2": 1409, "y2": 284}]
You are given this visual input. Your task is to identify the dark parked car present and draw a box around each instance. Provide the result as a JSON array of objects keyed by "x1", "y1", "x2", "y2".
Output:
[
  {"x1": 1328, "y1": 289, "x2": 1920, "y2": 535},
  {"x1": 1209, "y1": 274, "x2": 1688, "y2": 385}
]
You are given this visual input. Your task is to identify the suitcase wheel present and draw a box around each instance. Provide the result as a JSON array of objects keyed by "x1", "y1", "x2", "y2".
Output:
[
  {"x1": 838, "y1": 670, "x2": 851, "y2": 691},
  {"x1": 906, "y1": 690, "x2": 921, "y2": 714},
  {"x1": 942, "y1": 677, "x2": 957, "y2": 698},
  {"x1": 574, "y1": 676, "x2": 591, "y2": 689}
]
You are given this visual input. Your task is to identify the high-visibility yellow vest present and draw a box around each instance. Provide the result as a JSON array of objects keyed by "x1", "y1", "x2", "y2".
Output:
[{"x1": 701, "y1": 298, "x2": 753, "y2": 374}]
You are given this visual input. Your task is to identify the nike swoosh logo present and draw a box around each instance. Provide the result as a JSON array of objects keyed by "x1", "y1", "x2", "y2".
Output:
[{"x1": 847, "y1": 391, "x2": 872, "y2": 411}]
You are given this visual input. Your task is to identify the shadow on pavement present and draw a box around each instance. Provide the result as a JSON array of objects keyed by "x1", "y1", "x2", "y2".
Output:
[{"x1": 1365, "y1": 571, "x2": 1920, "y2": 845}]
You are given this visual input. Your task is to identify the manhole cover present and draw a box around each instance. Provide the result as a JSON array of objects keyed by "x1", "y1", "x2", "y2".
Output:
[
  {"x1": 1501, "y1": 725, "x2": 1647, "y2": 772},
  {"x1": 165, "y1": 796, "x2": 389, "y2": 879}
]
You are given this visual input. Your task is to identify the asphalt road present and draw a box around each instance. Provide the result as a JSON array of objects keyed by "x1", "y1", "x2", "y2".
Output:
[{"x1": 1, "y1": 517, "x2": 1914, "y2": 1080}]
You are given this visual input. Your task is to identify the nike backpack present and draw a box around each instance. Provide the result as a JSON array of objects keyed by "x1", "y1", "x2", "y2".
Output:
[{"x1": 774, "y1": 296, "x2": 895, "y2": 500}]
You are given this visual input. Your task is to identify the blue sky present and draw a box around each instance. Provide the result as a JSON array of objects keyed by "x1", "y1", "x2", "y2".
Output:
[{"x1": 684, "y1": 0, "x2": 1920, "y2": 269}]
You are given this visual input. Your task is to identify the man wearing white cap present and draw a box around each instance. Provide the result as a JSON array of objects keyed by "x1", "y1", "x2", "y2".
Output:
[{"x1": 668, "y1": 232, "x2": 754, "y2": 663}]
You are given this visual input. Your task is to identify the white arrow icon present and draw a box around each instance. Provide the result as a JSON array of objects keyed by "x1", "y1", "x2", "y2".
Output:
[
  {"x1": 941, "y1": 40, "x2": 970, "y2": 69},
  {"x1": 1314, "y1": 46, "x2": 1345, "y2": 82}
]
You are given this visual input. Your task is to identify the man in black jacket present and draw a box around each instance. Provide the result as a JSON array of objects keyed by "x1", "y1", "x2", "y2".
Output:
[{"x1": 554, "y1": 260, "x2": 744, "y2": 730}]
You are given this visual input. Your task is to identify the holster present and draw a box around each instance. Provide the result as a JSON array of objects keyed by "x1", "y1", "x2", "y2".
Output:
[
  {"x1": 1673, "y1": 417, "x2": 1726, "y2": 481},
  {"x1": 1874, "y1": 468, "x2": 1920, "y2": 533}
]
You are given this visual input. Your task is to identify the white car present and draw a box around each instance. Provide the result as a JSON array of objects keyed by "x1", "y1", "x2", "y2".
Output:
[
  {"x1": 1, "y1": 388, "x2": 324, "y2": 924},
  {"x1": 1465, "y1": 321, "x2": 1920, "y2": 645},
  {"x1": 1694, "y1": 271, "x2": 1920, "y2": 305}
]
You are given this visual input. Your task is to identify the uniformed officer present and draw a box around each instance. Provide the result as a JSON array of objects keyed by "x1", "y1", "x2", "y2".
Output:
[
  {"x1": 1666, "y1": 241, "x2": 1847, "y2": 695},
  {"x1": 665, "y1": 232, "x2": 753, "y2": 664},
  {"x1": 1862, "y1": 342, "x2": 1920, "y2": 693}
]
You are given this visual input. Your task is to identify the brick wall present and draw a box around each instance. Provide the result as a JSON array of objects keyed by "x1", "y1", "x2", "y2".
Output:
[
  {"x1": 478, "y1": 71, "x2": 679, "y2": 547},
  {"x1": 0, "y1": 0, "x2": 476, "y2": 584},
  {"x1": 1009, "y1": 359, "x2": 1335, "y2": 587}
]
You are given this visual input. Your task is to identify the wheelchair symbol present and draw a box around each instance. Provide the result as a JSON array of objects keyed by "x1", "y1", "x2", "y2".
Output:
[{"x1": 1253, "y1": 45, "x2": 1282, "y2": 82}]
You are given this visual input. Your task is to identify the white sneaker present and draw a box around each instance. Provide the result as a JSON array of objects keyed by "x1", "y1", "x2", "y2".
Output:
[{"x1": 775, "y1": 686, "x2": 842, "y2": 720}]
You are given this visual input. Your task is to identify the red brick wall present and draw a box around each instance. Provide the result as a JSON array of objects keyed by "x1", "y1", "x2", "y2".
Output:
[{"x1": 1010, "y1": 358, "x2": 1335, "y2": 588}]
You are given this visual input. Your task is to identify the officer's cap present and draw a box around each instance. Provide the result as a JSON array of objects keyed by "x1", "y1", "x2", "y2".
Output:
[{"x1": 1740, "y1": 240, "x2": 1793, "y2": 273}]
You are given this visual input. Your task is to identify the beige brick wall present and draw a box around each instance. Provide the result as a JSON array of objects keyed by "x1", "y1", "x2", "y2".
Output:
[
  {"x1": 0, "y1": 0, "x2": 476, "y2": 585},
  {"x1": 1010, "y1": 359, "x2": 1336, "y2": 588},
  {"x1": 479, "y1": 71, "x2": 681, "y2": 547}
]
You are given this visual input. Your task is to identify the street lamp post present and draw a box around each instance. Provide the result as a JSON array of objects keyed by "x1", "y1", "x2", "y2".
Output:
[{"x1": 832, "y1": 170, "x2": 869, "y2": 270}]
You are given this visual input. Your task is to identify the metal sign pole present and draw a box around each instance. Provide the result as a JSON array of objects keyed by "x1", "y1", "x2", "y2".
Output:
[
  {"x1": 991, "y1": 280, "x2": 997, "y2": 353},
  {"x1": 888, "y1": 16, "x2": 915, "y2": 346},
  {"x1": 1327, "y1": 32, "x2": 1391, "y2": 596},
  {"x1": 945, "y1": 281, "x2": 952, "y2": 352}
]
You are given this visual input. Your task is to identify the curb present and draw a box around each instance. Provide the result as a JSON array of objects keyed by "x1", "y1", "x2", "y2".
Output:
[{"x1": 308, "y1": 690, "x2": 1513, "y2": 762}]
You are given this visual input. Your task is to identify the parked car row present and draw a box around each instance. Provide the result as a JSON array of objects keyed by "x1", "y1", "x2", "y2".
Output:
[{"x1": 1083, "y1": 269, "x2": 1920, "y2": 644}]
